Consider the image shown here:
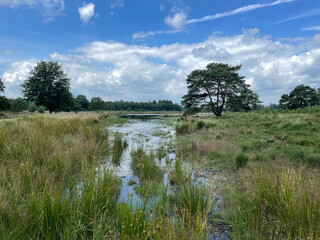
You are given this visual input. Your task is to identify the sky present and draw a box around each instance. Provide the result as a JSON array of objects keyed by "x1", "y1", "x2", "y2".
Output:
[{"x1": 0, "y1": 0, "x2": 320, "y2": 104}]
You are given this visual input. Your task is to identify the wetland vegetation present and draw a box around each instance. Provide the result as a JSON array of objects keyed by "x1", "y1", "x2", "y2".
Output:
[{"x1": 0, "y1": 107, "x2": 320, "y2": 239}]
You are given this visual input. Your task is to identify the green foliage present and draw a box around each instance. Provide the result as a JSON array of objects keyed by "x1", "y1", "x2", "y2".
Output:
[
  {"x1": 176, "y1": 122, "x2": 190, "y2": 134},
  {"x1": 182, "y1": 62, "x2": 260, "y2": 117},
  {"x1": 75, "y1": 94, "x2": 89, "y2": 111},
  {"x1": 116, "y1": 202, "x2": 149, "y2": 239},
  {"x1": 112, "y1": 132, "x2": 127, "y2": 165},
  {"x1": 131, "y1": 148, "x2": 163, "y2": 183},
  {"x1": 10, "y1": 97, "x2": 28, "y2": 112},
  {"x1": 227, "y1": 87, "x2": 261, "y2": 112},
  {"x1": 230, "y1": 168, "x2": 320, "y2": 239},
  {"x1": 0, "y1": 116, "x2": 115, "y2": 238},
  {"x1": 0, "y1": 96, "x2": 10, "y2": 111},
  {"x1": 279, "y1": 85, "x2": 319, "y2": 110},
  {"x1": 169, "y1": 159, "x2": 187, "y2": 186},
  {"x1": 38, "y1": 106, "x2": 46, "y2": 113},
  {"x1": 171, "y1": 182, "x2": 211, "y2": 217},
  {"x1": 27, "y1": 102, "x2": 37, "y2": 112},
  {"x1": 236, "y1": 153, "x2": 249, "y2": 168},
  {"x1": 89, "y1": 97, "x2": 105, "y2": 111},
  {"x1": 197, "y1": 120, "x2": 205, "y2": 129},
  {"x1": 22, "y1": 61, "x2": 73, "y2": 113}
]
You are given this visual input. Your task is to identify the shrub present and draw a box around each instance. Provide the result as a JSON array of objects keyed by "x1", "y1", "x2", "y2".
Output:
[
  {"x1": 38, "y1": 106, "x2": 46, "y2": 113},
  {"x1": 196, "y1": 121, "x2": 205, "y2": 130},
  {"x1": 176, "y1": 123, "x2": 189, "y2": 134},
  {"x1": 236, "y1": 153, "x2": 249, "y2": 168},
  {"x1": 27, "y1": 102, "x2": 37, "y2": 112}
]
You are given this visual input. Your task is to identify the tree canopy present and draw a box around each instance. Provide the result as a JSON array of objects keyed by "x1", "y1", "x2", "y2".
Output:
[
  {"x1": 279, "y1": 85, "x2": 319, "y2": 109},
  {"x1": 22, "y1": 61, "x2": 73, "y2": 113},
  {"x1": 182, "y1": 62, "x2": 260, "y2": 117}
]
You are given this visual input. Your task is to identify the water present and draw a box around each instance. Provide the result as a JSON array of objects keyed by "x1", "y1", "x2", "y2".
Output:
[
  {"x1": 103, "y1": 117, "x2": 230, "y2": 239},
  {"x1": 104, "y1": 117, "x2": 224, "y2": 212},
  {"x1": 104, "y1": 118, "x2": 176, "y2": 205}
]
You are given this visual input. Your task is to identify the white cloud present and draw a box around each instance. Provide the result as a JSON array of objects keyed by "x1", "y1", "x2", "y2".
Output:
[
  {"x1": 132, "y1": 29, "x2": 183, "y2": 40},
  {"x1": 111, "y1": 0, "x2": 124, "y2": 9},
  {"x1": 165, "y1": 11, "x2": 188, "y2": 29},
  {"x1": 78, "y1": 2, "x2": 96, "y2": 24},
  {"x1": 143, "y1": 0, "x2": 295, "y2": 38},
  {"x1": 2, "y1": 30, "x2": 320, "y2": 104},
  {"x1": 301, "y1": 26, "x2": 320, "y2": 31},
  {"x1": 0, "y1": 0, "x2": 64, "y2": 17},
  {"x1": 160, "y1": 3, "x2": 165, "y2": 11}
]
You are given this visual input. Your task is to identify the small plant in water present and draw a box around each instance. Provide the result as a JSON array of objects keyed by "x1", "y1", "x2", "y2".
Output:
[
  {"x1": 157, "y1": 145, "x2": 166, "y2": 161},
  {"x1": 112, "y1": 132, "x2": 127, "y2": 165}
]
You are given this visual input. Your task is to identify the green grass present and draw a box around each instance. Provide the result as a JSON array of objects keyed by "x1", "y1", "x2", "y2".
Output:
[
  {"x1": 112, "y1": 132, "x2": 128, "y2": 165},
  {"x1": 0, "y1": 113, "x2": 215, "y2": 239},
  {"x1": 175, "y1": 111, "x2": 320, "y2": 239},
  {"x1": 130, "y1": 148, "x2": 163, "y2": 183}
]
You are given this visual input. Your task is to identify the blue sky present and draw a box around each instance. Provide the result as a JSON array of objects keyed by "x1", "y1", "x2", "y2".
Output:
[{"x1": 1, "y1": 0, "x2": 320, "y2": 104}]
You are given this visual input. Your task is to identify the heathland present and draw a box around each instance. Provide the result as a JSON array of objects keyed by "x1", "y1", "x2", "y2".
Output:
[{"x1": 0, "y1": 108, "x2": 319, "y2": 239}]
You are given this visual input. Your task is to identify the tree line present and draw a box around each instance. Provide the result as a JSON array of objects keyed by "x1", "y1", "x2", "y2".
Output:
[
  {"x1": 0, "y1": 61, "x2": 181, "y2": 113},
  {"x1": 1, "y1": 60, "x2": 319, "y2": 115}
]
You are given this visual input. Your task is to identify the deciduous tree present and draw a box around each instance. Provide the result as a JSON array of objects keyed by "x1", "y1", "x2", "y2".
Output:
[{"x1": 22, "y1": 61, "x2": 73, "y2": 113}]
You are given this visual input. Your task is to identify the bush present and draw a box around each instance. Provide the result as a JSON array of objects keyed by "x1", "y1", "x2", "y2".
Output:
[
  {"x1": 10, "y1": 98, "x2": 28, "y2": 112},
  {"x1": 38, "y1": 106, "x2": 45, "y2": 113},
  {"x1": 28, "y1": 102, "x2": 37, "y2": 112},
  {"x1": 236, "y1": 153, "x2": 249, "y2": 168},
  {"x1": 196, "y1": 121, "x2": 205, "y2": 130},
  {"x1": 176, "y1": 123, "x2": 189, "y2": 134}
]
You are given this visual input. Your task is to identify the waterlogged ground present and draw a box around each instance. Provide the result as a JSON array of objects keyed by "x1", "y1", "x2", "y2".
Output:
[
  {"x1": 103, "y1": 117, "x2": 230, "y2": 240},
  {"x1": 105, "y1": 118, "x2": 176, "y2": 204}
]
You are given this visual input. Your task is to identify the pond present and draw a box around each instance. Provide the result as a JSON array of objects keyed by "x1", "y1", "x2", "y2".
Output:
[{"x1": 104, "y1": 118, "x2": 176, "y2": 205}]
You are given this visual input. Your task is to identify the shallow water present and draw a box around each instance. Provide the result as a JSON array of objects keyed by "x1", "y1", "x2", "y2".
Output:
[{"x1": 104, "y1": 118, "x2": 176, "y2": 204}]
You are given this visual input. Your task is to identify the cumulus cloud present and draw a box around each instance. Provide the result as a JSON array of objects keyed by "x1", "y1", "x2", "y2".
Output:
[
  {"x1": 2, "y1": 30, "x2": 320, "y2": 104},
  {"x1": 78, "y1": 2, "x2": 96, "y2": 24},
  {"x1": 0, "y1": 0, "x2": 64, "y2": 18},
  {"x1": 1, "y1": 59, "x2": 37, "y2": 96}
]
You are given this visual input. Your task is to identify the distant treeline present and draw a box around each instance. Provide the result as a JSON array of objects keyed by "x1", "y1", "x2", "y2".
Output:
[
  {"x1": 0, "y1": 95, "x2": 182, "y2": 113},
  {"x1": 85, "y1": 97, "x2": 182, "y2": 111}
]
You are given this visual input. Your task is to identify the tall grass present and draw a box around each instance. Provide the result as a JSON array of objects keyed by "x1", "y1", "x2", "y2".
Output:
[
  {"x1": 112, "y1": 132, "x2": 128, "y2": 165},
  {"x1": 229, "y1": 167, "x2": 320, "y2": 239},
  {"x1": 131, "y1": 148, "x2": 163, "y2": 183},
  {"x1": 0, "y1": 116, "x2": 121, "y2": 238}
]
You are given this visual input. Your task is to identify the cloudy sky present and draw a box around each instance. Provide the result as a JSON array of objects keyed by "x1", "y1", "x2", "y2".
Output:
[{"x1": 0, "y1": 0, "x2": 320, "y2": 104}]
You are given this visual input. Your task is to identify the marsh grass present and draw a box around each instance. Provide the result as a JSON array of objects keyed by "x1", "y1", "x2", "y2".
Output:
[
  {"x1": 131, "y1": 148, "x2": 163, "y2": 183},
  {"x1": 0, "y1": 115, "x2": 125, "y2": 239},
  {"x1": 229, "y1": 167, "x2": 320, "y2": 239},
  {"x1": 176, "y1": 112, "x2": 320, "y2": 239},
  {"x1": 112, "y1": 132, "x2": 128, "y2": 165},
  {"x1": 169, "y1": 159, "x2": 187, "y2": 186}
]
